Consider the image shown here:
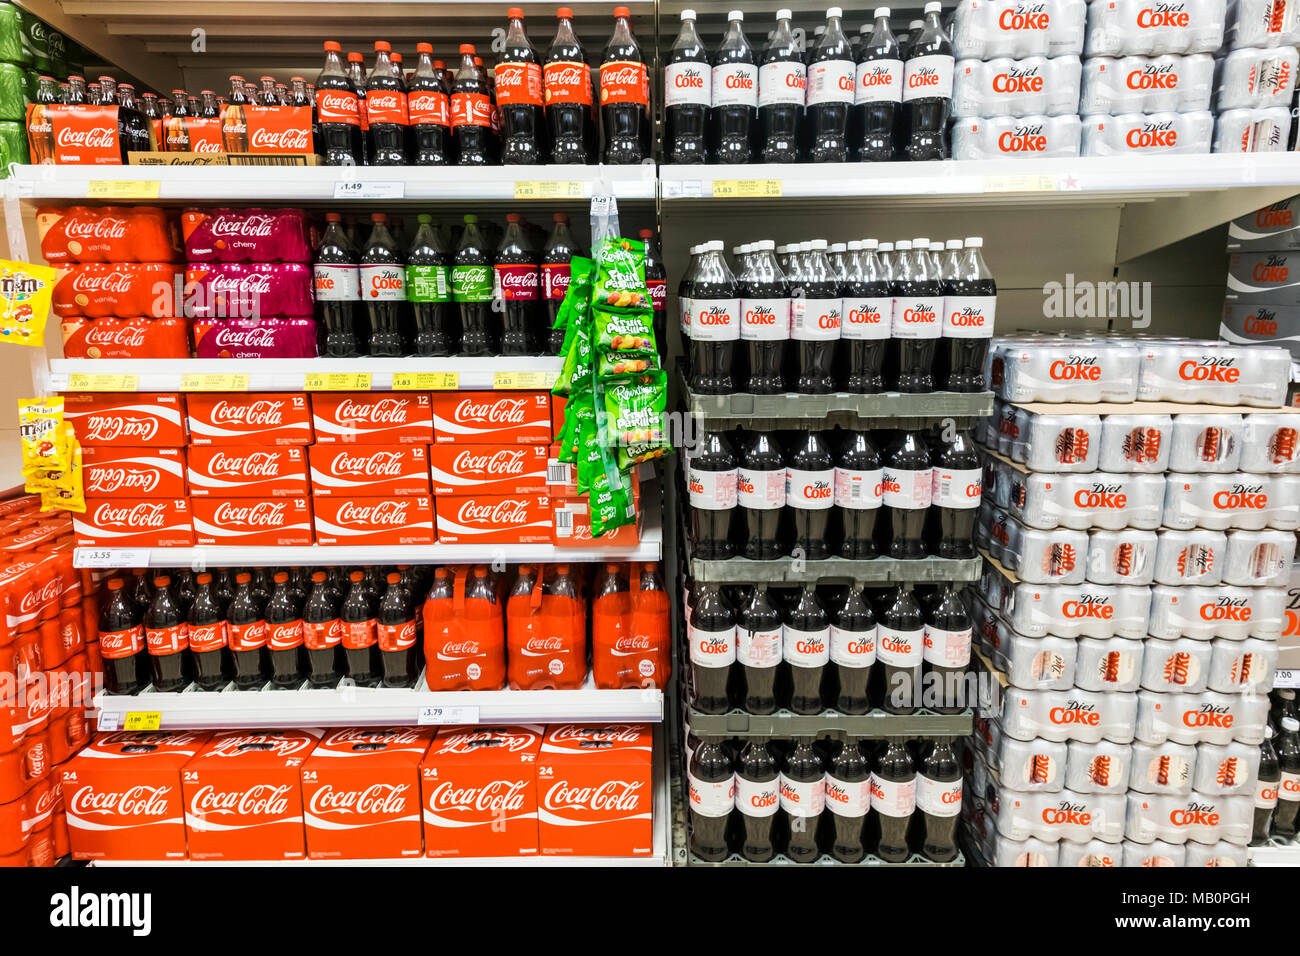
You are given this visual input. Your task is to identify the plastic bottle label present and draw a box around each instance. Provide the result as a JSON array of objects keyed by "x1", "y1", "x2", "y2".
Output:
[
  {"x1": 856, "y1": 58, "x2": 903, "y2": 104},
  {"x1": 784, "y1": 626, "x2": 829, "y2": 667},
  {"x1": 1282, "y1": 771, "x2": 1300, "y2": 799},
  {"x1": 544, "y1": 60, "x2": 593, "y2": 107},
  {"x1": 341, "y1": 618, "x2": 376, "y2": 650},
  {"x1": 791, "y1": 296, "x2": 842, "y2": 340},
  {"x1": 924, "y1": 626, "x2": 972, "y2": 667},
  {"x1": 835, "y1": 466, "x2": 884, "y2": 509},
  {"x1": 228, "y1": 619, "x2": 267, "y2": 652},
  {"x1": 807, "y1": 58, "x2": 856, "y2": 105},
  {"x1": 738, "y1": 626, "x2": 783, "y2": 667},
  {"x1": 679, "y1": 295, "x2": 694, "y2": 336},
  {"x1": 712, "y1": 62, "x2": 757, "y2": 107},
  {"x1": 495, "y1": 61, "x2": 543, "y2": 106},
  {"x1": 316, "y1": 88, "x2": 360, "y2": 126},
  {"x1": 313, "y1": 264, "x2": 360, "y2": 301},
  {"x1": 932, "y1": 467, "x2": 982, "y2": 509},
  {"x1": 407, "y1": 264, "x2": 451, "y2": 303},
  {"x1": 825, "y1": 774, "x2": 871, "y2": 817},
  {"x1": 882, "y1": 466, "x2": 933, "y2": 509},
  {"x1": 451, "y1": 91, "x2": 493, "y2": 128},
  {"x1": 647, "y1": 278, "x2": 666, "y2": 312},
  {"x1": 740, "y1": 297, "x2": 791, "y2": 341},
  {"x1": 738, "y1": 466, "x2": 785, "y2": 510},
  {"x1": 758, "y1": 60, "x2": 807, "y2": 107},
  {"x1": 305, "y1": 618, "x2": 343, "y2": 651},
  {"x1": 786, "y1": 467, "x2": 835, "y2": 511},
  {"x1": 665, "y1": 61, "x2": 711, "y2": 107},
  {"x1": 778, "y1": 772, "x2": 826, "y2": 817},
  {"x1": 378, "y1": 620, "x2": 417, "y2": 652},
  {"x1": 877, "y1": 626, "x2": 924, "y2": 666},
  {"x1": 686, "y1": 463, "x2": 738, "y2": 510},
  {"x1": 600, "y1": 60, "x2": 649, "y2": 107},
  {"x1": 735, "y1": 775, "x2": 779, "y2": 817},
  {"x1": 365, "y1": 89, "x2": 409, "y2": 125},
  {"x1": 98, "y1": 624, "x2": 144, "y2": 660},
  {"x1": 145, "y1": 623, "x2": 188, "y2": 655},
  {"x1": 495, "y1": 263, "x2": 540, "y2": 301},
  {"x1": 943, "y1": 294, "x2": 996, "y2": 338},
  {"x1": 188, "y1": 621, "x2": 228, "y2": 654},
  {"x1": 916, "y1": 774, "x2": 962, "y2": 816},
  {"x1": 268, "y1": 620, "x2": 304, "y2": 651},
  {"x1": 543, "y1": 262, "x2": 571, "y2": 301},
  {"x1": 451, "y1": 264, "x2": 493, "y2": 302},
  {"x1": 691, "y1": 297, "x2": 740, "y2": 341},
  {"x1": 892, "y1": 296, "x2": 943, "y2": 338},
  {"x1": 830, "y1": 624, "x2": 876, "y2": 667},
  {"x1": 690, "y1": 623, "x2": 736, "y2": 666},
  {"x1": 689, "y1": 771, "x2": 736, "y2": 817},
  {"x1": 361, "y1": 264, "x2": 405, "y2": 300},
  {"x1": 1256, "y1": 776, "x2": 1280, "y2": 809},
  {"x1": 842, "y1": 296, "x2": 892, "y2": 340},
  {"x1": 903, "y1": 54, "x2": 954, "y2": 102},
  {"x1": 870, "y1": 773, "x2": 916, "y2": 817},
  {"x1": 408, "y1": 90, "x2": 450, "y2": 127}
]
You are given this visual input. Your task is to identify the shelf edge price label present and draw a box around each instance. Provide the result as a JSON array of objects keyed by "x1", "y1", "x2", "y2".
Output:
[
  {"x1": 74, "y1": 547, "x2": 151, "y2": 569},
  {"x1": 514, "y1": 180, "x2": 584, "y2": 200},
  {"x1": 392, "y1": 371, "x2": 458, "y2": 390},
  {"x1": 66, "y1": 372, "x2": 138, "y2": 392},
  {"x1": 96, "y1": 710, "x2": 122, "y2": 732},
  {"x1": 124, "y1": 711, "x2": 162, "y2": 732},
  {"x1": 982, "y1": 174, "x2": 1057, "y2": 194},
  {"x1": 493, "y1": 369, "x2": 558, "y2": 390},
  {"x1": 417, "y1": 705, "x2": 480, "y2": 725},
  {"x1": 304, "y1": 372, "x2": 372, "y2": 391},
  {"x1": 180, "y1": 372, "x2": 250, "y2": 392},
  {"x1": 86, "y1": 180, "x2": 161, "y2": 200},
  {"x1": 333, "y1": 180, "x2": 405, "y2": 200},
  {"x1": 1275, "y1": 668, "x2": 1300, "y2": 689},
  {"x1": 711, "y1": 179, "x2": 782, "y2": 198}
]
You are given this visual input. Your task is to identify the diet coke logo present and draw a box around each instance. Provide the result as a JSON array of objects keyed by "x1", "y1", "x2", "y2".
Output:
[
  {"x1": 429, "y1": 780, "x2": 527, "y2": 814},
  {"x1": 338, "y1": 499, "x2": 410, "y2": 526},
  {"x1": 308, "y1": 782, "x2": 410, "y2": 816},
  {"x1": 542, "y1": 779, "x2": 645, "y2": 813},
  {"x1": 336, "y1": 397, "x2": 411, "y2": 424},
  {"x1": 92, "y1": 501, "x2": 168, "y2": 528},
  {"x1": 249, "y1": 127, "x2": 311, "y2": 151},
  {"x1": 213, "y1": 500, "x2": 287, "y2": 527},
  {"x1": 210, "y1": 399, "x2": 287, "y2": 426},
  {"x1": 56, "y1": 125, "x2": 116, "y2": 149},
  {"x1": 455, "y1": 397, "x2": 526, "y2": 424},
  {"x1": 453, "y1": 448, "x2": 527, "y2": 475},
  {"x1": 189, "y1": 783, "x2": 293, "y2": 817},
  {"x1": 69, "y1": 784, "x2": 172, "y2": 818},
  {"x1": 208, "y1": 450, "x2": 282, "y2": 477},
  {"x1": 456, "y1": 499, "x2": 530, "y2": 525},
  {"x1": 211, "y1": 216, "x2": 275, "y2": 238}
]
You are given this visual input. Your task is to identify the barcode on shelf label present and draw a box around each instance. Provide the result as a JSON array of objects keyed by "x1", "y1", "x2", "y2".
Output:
[
  {"x1": 417, "y1": 705, "x2": 480, "y2": 725},
  {"x1": 333, "y1": 180, "x2": 405, "y2": 200},
  {"x1": 74, "y1": 548, "x2": 150, "y2": 569},
  {"x1": 96, "y1": 710, "x2": 122, "y2": 732},
  {"x1": 547, "y1": 459, "x2": 573, "y2": 485},
  {"x1": 124, "y1": 711, "x2": 162, "y2": 732},
  {"x1": 555, "y1": 507, "x2": 577, "y2": 537},
  {"x1": 1275, "y1": 669, "x2": 1300, "y2": 688}
]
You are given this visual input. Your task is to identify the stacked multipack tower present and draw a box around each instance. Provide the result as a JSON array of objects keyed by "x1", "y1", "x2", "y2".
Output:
[
  {"x1": 963, "y1": 332, "x2": 1298, "y2": 866},
  {"x1": 1222, "y1": 195, "x2": 1300, "y2": 366}
]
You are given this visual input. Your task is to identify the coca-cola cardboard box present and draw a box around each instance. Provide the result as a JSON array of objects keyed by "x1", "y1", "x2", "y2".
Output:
[
  {"x1": 428, "y1": 443, "x2": 548, "y2": 495},
  {"x1": 187, "y1": 446, "x2": 309, "y2": 497},
  {"x1": 432, "y1": 391, "x2": 551, "y2": 444},
  {"x1": 313, "y1": 495, "x2": 434, "y2": 546},
  {"x1": 28, "y1": 105, "x2": 128, "y2": 165},
  {"x1": 186, "y1": 393, "x2": 312, "y2": 446},
  {"x1": 81, "y1": 447, "x2": 187, "y2": 499},
  {"x1": 63, "y1": 393, "x2": 187, "y2": 447},
  {"x1": 74, "y1": 498, "x2": 194, "y2": 548},
  {"x1": 309, "y1": 445, "x2": 429, "y2": 497},
  {"x1": 311, "y1": 393, "x2": 435, "y2": 445},
  {"x1": 536, "y1": 724, "x2": 653, "y2": 857},
  {"x1": 191, "y1": 497, "x2": 313, "y2": 546},
  {"x1": 60, "y1": 731, "x2": 211, "y2": 861},
  {"x1": 552, "y1": 497, "x2": 642, "y2": 547},
  {"x1": 61, "y1": 316, "x2": 190, "y2": 359},
  {"x1": 52, "y1": 263, "x2": 183, "y2": 318},
  {"x1": 220, "y1": 105, "x2": 314, "y2": 154},
  {"x1": 420, "y1": 725, "x2": 543, "y2": 857},
  {"x1": 301, "y1": 727, "x2": 435, "y2": 860},
  {"x1": 434, "y1": 494, "x2": 552, "y2": 544},
  {"x1": 182, "y1": 729, "x2": 320, "y2": 861}
]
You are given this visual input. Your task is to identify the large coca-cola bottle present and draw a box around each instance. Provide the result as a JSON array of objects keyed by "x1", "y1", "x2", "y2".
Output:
[
  {"x1": 187, "y1": 572, "x2": 228, "y2": 692},
  {"x1": 882, "y1": 429, "x2": 932, "y2": 559},
  {"x1": 871, "y1": 736, "x2": 916, "y2": 862},
  {"x1": 366, "y1": 41, "x2": 409, "y2": 164},
  {"x1": 544, "y1": 7, "x2": 595, "y2": 163},
  {"x1": 781, "y1": 737, "x2": 825, "y2": 863},
  {"x1": 144, "y1": 575, "x2": 188, "y2": 693},
  {"x1": 739, "y1": 430, "x2": 786, "y2": 559},
  {"x1": 452, "y1": 44, "x2": 495, "y2": 164},
  {"x1": 918, "y1": 738, "x2": 961, "y2": 861},
  {"x1": 940, "y1": 237, "x2": 996, "y2": 391},
  {"x1": 689, "y1": 583, "x2": 735, "y2": 714},
  {"x1": 688, "y1": 738, "x2": 734, "y2": 861},
  {"x1": 786, "y1": 431, "x2": 834, "y2": 560},
  {"x1": 785, "y1": 585, "x2": 829, "y2": 715},
  {"x1": 361, "y1": 213, "x2": 406, "y2": 356},
  {"x1": 543, "y1": 214, "x2": 579, "y2": 353},
  {"x1": 687, "y1": 430, "x2": 738, "y2": 560},
  {"x1": 759, "y1": 9, "x2": 805, "y2": 162},
  {"x1": 737, "y1": 585, "x2": 781, "y2": 714},
  {"x1": 407, "y1": 214, "x2": 454, "y2": 356},
  {"x1": 340, "y1": 570, "x2": 379, "y2": 688},
  {"x1": 836, "y1": 429, "x2": 882, "y2": 559},
  {"x1": 854, "y1": 8, "x2": 903, "y2": 161},
  {"x1": 346, "y1": 52, "x2": 371, "y2": 165},
  {"x1": 740, "y1": 240, "x2": 790, "y2": 395},
  {"x1": 841, "y1": 239, "x2": 891, "y2": 391},
  {"x1": 265, "y1": 571, "x2": 305, "y2": 690},
  {"x1": 600, "y1": 6, "x2": 649, "y2": 163},
  {"x1": 826, "y1": 737, "x2": 871, "y2": 862},
  {"x1": 832, "y1": 586, "x2": 877, "y2": 714},
  {"x1": 689, "y1": 241, "x2": 739, "y2": 395},
  {"x1": 902, "y1": 2, "x2": 953, "y2": 161},
  {"x1": 98, "y1": 578, "x2": 145, "y2": 695},
  {"x1": 1254, "y1": 731, "x2": 1281, "y2": 845},
  {"x1": 495, "y1": 213, "x2": 541, "y2": 355},
  {"x1": 377, "y1": 571, "x2": 417, "y2": 688},
  {"x1": 928, "y1": 426, "x2": 980, "y2": 559},
  {"x1": 498, "y1": 8, "x2": 544, "y2": 163},
  {"x1": 664, "y1": 9, "x2": 709, "y2": 164},
  {"x1": 877, "y1": 586, "x2": 924, "y2": 715},
  {"x1": 314, "y1": 212, "x2": 361, "y2": 357},
  {"x1": 711, "y1": 10, "x2": 756, "y2": 163},
  {"x1": 409, "y1": 43, "x2": 450, "y2": 165},
  {"x1": 735, "y1": 737, "x2": 779, "y2": 862},
  {"x1": 807, "y1": 8, "x2": 855, "y2": 162},
  {"x1": 924, "y1": 585, "x2": 971, "y2": 714},
  {"x1": 453, "y1": 213, "x2": 495, "y2": 355},
  {"x1": 303, "y1": 570, "x2": 342, "y2": 688},
  {"x1": 227, "y1": 572, "x2": 267, "y2": 691}
]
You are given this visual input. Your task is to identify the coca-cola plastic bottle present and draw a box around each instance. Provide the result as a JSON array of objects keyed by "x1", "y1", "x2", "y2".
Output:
[
  {"x1": 1254, "y1": 731, "x2": 1280, "y2": 844},
  {"x1": 361, "y1": 213, "x2": 406, "y2": 356},
  {"x1": 144, "y1": 575, "x2": 188, "y2": 693},
  {"x1": 883, "y1": 429, "x2": 932, "y2": 559},
  {"x1": 1276, "y1": 716, "x2": 1300, "y2": 838},
  {"x1": 130, "y1": 567, "x2": 153, "y2": 616},
  {"x1": 227, "y1": 572, "x2": 267, "y2": 692},
  {"x1": 872, "y1": 736, "x2": 915, "y2": 861},
  {"x1": 689, "y1": 583, "x2": 735, "y2": 714},
  {"x1": 409, "y1": 43, "x2": 450, "y2": 165},
  {"x1": 832, "y1": 587, "x2": 877, "y2": 713},
  {"x1": 787, "y1": 431, "x2": 835, "y2": 560},
  {"x1": 341, "y1": 570, "x2": 379, "y2": 688},
  {"x1": 807, "y1": 8, "x2": 856, "y2": 162},
  {"x1": 842, "y1": 239, "x2": 891, "y2": 391},
  {"x1": 496, "y1": 213, "x2": 540, "y2": 355},
  {"x1": 941, "y1": 237, "x2": 996, "y2": 391},
  {"x1": 264, "y1": 572, "x2": 304, "y2": 690},
  {"x1": 918, "y1": 738, "x2": 960, "y2": 861},
  {"x1": 600, "y1": 6, "x2": 649, "y2": 163},
  {"x1": 739, "y1": 430, "x2": 786, "y2": 559},
  {"x1": 407, "y1": 214, "x2": 454, "y2": 356},
  {"x1": 740, "y1": 240, "x2": 789, "y2": 394},
  {"x1": 890, "y1": 239, "x2": 942, "y2": 392},
  {"x1": 99, "y1": 578, "x2": 144, "y2": 696},
  {"x1": 924, "y1": 585, "x2": 971, "y2": 714},
  {"x1": 759, "y1": 10, "x2": 805, "y2": 162},
  {"x1": 303, "y1": 570, "x2": 341, "y2": 688},
  {"x1": 855, "y1": 8, "x2": 902, "y2": 160},
  {"x1": 928, "y1": 426, "x2": 980, "y2": 559},
  {"x1": 366, "y1": 41, "x2": 409, "y2": 164},
  {"x1": 346, "y1": 52, "x2": 371, "y2": 165},
  {"x1": 736, "y1": 737, "x2": 779, "y2": 861},
  {"x1": 498, "y1": 8, "x2": 544, "y2": 163},
  {"x1": 687, "y1": 430, "x2": 738, "y2": 560},
  {"x1": 453, "y1": 213, "x2": 495, "y2": 355},
  {"x1": 315, "y1": 212, "x2": 361, "y2": 357},
  {"x1": 792, "y1": 239, "x2": 841, "y2": 394},
  {"x1": 452, "y1": 44, "x2": 495, "y2": 165},
  {"x1": 641, "y1": 227, "x2": 666, "y2": 352},
  {"x1": 737, "y1": 585, "x2": 782, "y2": 714},
  {"x1": 545, "y1": 7, "x2": 595, "y2": 163},
  {"x1": 689, "y1": 240, "x2": 739, "y2": 394},
  {"x1": 786, "y1": 585, "x2": 829, "y2": 714},
  {"x1": 187, "y1": 572, "x2": 228, "y2": 692},
  {"x1": 544, "y1": 214, "x2": 578, "y2": 352},
  {"x1": 665, "y1": 9, "x2": 710, "y2": 164},
  {"x1": 827, "y1": 737, "x2": 871, "y2": 862},
  {"x1": 688, "y1": 738, "x2": 734, "y2": 861},
  {"x1": 377, "y1": 572, "x2": 417, "y2": 688},
  {"x1": 878, "y1": 585, "x2": 924, "y2": 714},
  {"x1": 902, "y1": 2, "x2": 953, "y2": 160},
  {"x1": 712, "y1": 11, "x2": 757, "y2": 163},
  {"x1": 836, "y1": 430, "x2": 882, "y2": 559},
  {"x1": 781, "y1": 737, "x2": 825, "y2": 863}
]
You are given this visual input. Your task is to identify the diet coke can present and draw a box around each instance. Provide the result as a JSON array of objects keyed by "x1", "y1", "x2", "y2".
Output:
[
  {"x1": 1085, "y1": 528, "x2": 1157, "y2": 584},
  {"x1": 952, "y1": 55, "x2": 1084, "y2": 117},
  {"x1": 1065, "y1": 739, "x2": 1133, "y2": 793},
  {"x1": 1125, "y1": 791, "x2": 1252, "y2": 845},
  {"x1": 1208, "y1": 636, "x2": 1279, "y2": 693},
  {"x1": 995, "y1": 787, "x2": 1126, "y2": 843},
  {"x1": 1162, "y1": 472, "x2": 1271, "y2": 531},
  {"x1": 1140, "y1": 637, "x2": 1213, "y2": 692},
  {"x1": 1153, "y1": 528, "x2": 1226, "y2": 585},
  {"x1": 1098, "y1": 414, "x2": 1172, "y2": 473},
  {"x1": 1122, "y1": 839, "x2": 1186, "y2": 865},
  {"x1": 1079, "y1": 53, "x2": 1215, "y2": 113},
  {"x1": 1074, "y1": 636, "x2": 1145, "y2": 692},
  {"x1": 994, "y1": 338, "x2": 1141, "y2": 403},
  {"x1": 1130, "y1": 739, "x2": 1197, "y2": 793},
  {"x1": 1215, "y1": 45, "x2": 1300, "y2": 109},
  {"x1": 989, "y1": 833, "x2": 1060, "y2": 866},
  {"x1": 1059, "y1": 838, "x2": 1122, "y2": 866},
  {"x1": 1139, "y1": 343, "x2": 1250, "y2": 404},
  {"x1": 1006, "y1": 582, "x2": 1152, "y2": 639},
  {"x1": 1221, "y1": 528, "x2": 1295, "y2": 585},
  {"x1": 1001, "y1": 631, "x2": 1078, "y2": 689},
  {"x1": 1168, "y1": 413, "x2": 1243, "y2": 473},
  {"x1": 1012, "y1": 472, "x2": 1166, "y2": 531},
  {"x1": 1183, "y1": 839, "x2": 1248, "y2": 865},
  {"x1": 996, "y1": 735, "x2": 1069, "y2": 791},
  {"x1": 951, "y1": 114, "x2": 1083, "y2": 159},
  {"x1": 1021, "y1": 412, "x2": 1101, "y2": 472},
  {"x1": 1225, "y1": 0, "x2": 1300, "y2": 49},
  {"x1": 1003, "y1": 523, "x2": 1088, "y2": 584},
  {"x1": 1213, "y1": 106, "x2": 1293, "y2": 152},
  {"x1": 1147, "y1": 583, "x2": 1284, "y2": 640},
  {"x1": 951, "y1": 0, "x2": 1087, "y2": 59},
  {"x1": 1081, "y1": 110, "x2": 1215, "y2": 155},
  {"x1": 1192, "y1": 740, "x2": 1260, "y2": 795},
  {"x1": 1240, "y1": 413, "x2": 1300, "y2": 473},
  {"x1": 1085, "y1": 0, "x2": 1227, "y2": 56},
  {"x1": 1001, "y1": 687, "x2": 1138, "y2": 744}
]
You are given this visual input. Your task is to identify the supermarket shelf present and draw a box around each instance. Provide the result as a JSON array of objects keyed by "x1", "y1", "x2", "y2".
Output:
[
  {"x1": 686, "y1": 708, "x2": 973, "y2": 738},
  {"x1": 48, "y1": 356, "x2": 561, "y2": 393},
  {"x1": 10, "y1": 163, "x2": 658, "y2": 203},
  {"x1": 691, "y1": 555, "x2": 981, "y2": 585},
  {"x1": 689, "y1": 850, "x2": 964, "y2": 867},
  {"x1": 1247, "y1": 841, "x2": 1300, "y2": 866},
  {"x1": 683, "y1": 381, "x2": 994, "y2": 426}
]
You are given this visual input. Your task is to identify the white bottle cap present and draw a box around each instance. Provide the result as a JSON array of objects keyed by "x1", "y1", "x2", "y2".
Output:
[
  {"x1": 912, "y1": 237, "x2": 929, "y2": 248},
  {"x1": 689, "y1": 244, "x2": 700, "y2": 254},
  {"x1": 862, "y1": 238, "x2": 879, "y2": 249},
  {"x1": 732, "y1": 245, "x2": 744, "y2": 255},
  {"x1": 810, "y1": 238, "x2": 828, "y2": 250},
  {"x1": 827, "y1": 7, "x2": 843, "y2": 18},
  {"x1": 847, "y1": 240, "x2": 863, "y2": 251},
  {"x1": 896, "y1": 239, "x2": 912, "y2": 250},
  {"x1": 1284, "y1": 716, "x2": 1299, "y2": 732},
  {"x1": 707, "y1": 239, "x2": 725, "y2": 251},
  {"x1": 741, "y1": 243, "x2": 754, "y2": 253},
  {"x1": 777, "y1": 8, "x2": 792, "y2": 20},
  {"x1": 729, "y1": 10, "x2": 744, "y2": 20},
  {"x1": 946, "y1": 239, "x2": 963, "y2": 250},
  {"x1": 909, "y1": 20, "x2": 923, "y2": 28},
  {"x1": 681, "y1": 8, "x2": 696, "y2": 19},
  {"x1": 776, "y1": 244, "x2": 788, "y2": 254},
  {"x1": 875, "y1": 7, "x2": 891, "y2": 17},
  {"x1": 799, "y1": 240, "x2": 813, "y2": 251},
  {"x1": 757, "y1": 239, "x2": 775, "y2": 250},
  {"x1": 877, "y1": 241, "x2": 892, "y2": 252},
  {"x1": 830, "y1": 242, "x2": 846, "y2": 252},
  {"x1": 924, "y1": 1, "x2": 942, "y2": 12},
  {"x1": 966, "y1": 236, "x2": 984, "y2": 247}
]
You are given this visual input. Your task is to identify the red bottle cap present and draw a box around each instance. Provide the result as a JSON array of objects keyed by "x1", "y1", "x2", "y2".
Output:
[
  {"x1": 107, "y1": 579, "x2": 124, "y2": 591},
  {"x1": 274, "y1": 571, "x2": 288, "y2": 583},
  {"x1": 371, "y1": 212, "x2": 386, "y2": 222},
  {"x1": 196, "y1": 573, "x2": 212, "y2": 584},
  {"x1": 460, "y1": 43, "x2": 475, "y2": 54},
  {"x1": 387, "y1": 572, "x2": 400, "y2": 584},
  {"x1": 324, "y1": 41, "x2": 341, "y2": 52},
  {"x1": 417, "y1": 42, "x2": 433, "y2": 53},
  {"x1": 375, "y1": 40, "x2": 391, "y2": 52},
  {"x1": 509, "y1": 6, "x2": 525, "y2": 16},
  {"x1": 154, "y1": 575, "x2": 171, "y2": 587},
  {"x1": 558, "y1": 7, "x2": 574, "y2": 17},
  {"x1": 350, "y1": 570, "x2": 364, "y2": 582},
  {"x1": 312, "y1": 571, "x2": 326, "y2": 582},
  {"x1": 615, "y1": 6, "x2": 630, "y2": 17}
]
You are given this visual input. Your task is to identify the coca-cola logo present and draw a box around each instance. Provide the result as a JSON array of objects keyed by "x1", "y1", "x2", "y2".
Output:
[
  {"x1": 210, "y1": 399, "x2": 287, "y2": 426},
  {"x1": 308, "y1": 782, "x2": 410, "y2": 816},
  {"x1": 456, "y1": 499, "x2": 530, "y2": 525},
  {"x1": 548, "y1": 65, "x2": 587, "y2": 87},
  {"x1": 92, "y1": 501, "x2": 168, "y2": 528},
  {"x1": 208, "y1": 733, "x2": 314, "y2": 758},
  {"x1": 64, "y1": 217, "x2": 127, "y2": 240},
  {"x1": 211, "y1": 216, "x2": 275, "y2": 238},
  {"x1": 72, "y1": 270, "x2": 135, "y2": 294},
  {"x1": 84, "y1": 413, "x2": 161, "y2": 442},
  {"x1": 189, "y1": 783, "x2": 293, "y2": 817},
  {"x1": 207, "y1": 450, "x2": 283, "y2": 477},
  {"x1": 335, "y1": 397, "x2": 411, "y2": 424},
  {"x1": 428, "y1": 779, "x2": 526, "y2": 813},
  {"x1": 548, "y1": 726, "x2": 642, "y2": 745},
  {"x1": 211, "y1": 272, "x2": 273, "y2": 295},
  {"x1": 84, "y1": 324, "x2": 147, "y2": 347},
  {"x1": 317, "y1": 91, "x2": 357, "y2": 114},
  {"x1": 213, "y1": 500, "x2": 287, "y2": 527},
  {"x1": 86, "y1": 466, "x2": 160, "y2": 494},
  {"x1": 55, "y1": 126, "x2": 117, "y2": 149},
  {"x1": 455, "y1": 397, "x2": 527, "y2": 424},
  {"x1": 602, "y1": 65, "x2": 643, "y2": 87},
  {"x1": 249, "y1": 127, "x2": 311, "y2": 150},
  {"x1": 210, "y1": 326, "x2": 279, "y2": 348},
  {"x1": 436, "y1": 729, "x2": 535, "y2": 753},
  {"x1": 328, "y1": 450, "x2": 404, "y2": 476},
  {"x1": 452, "y1": 448, "x2": 527, "y2": 475},
  {"x1": 337, "y1": 499, "x2": 410, "y2": 526},
  {"x1": 497, "y1": 267, "x2": 539, "y2": 294},
  {"x1": 541, "y1": 779, "x2": 645, "y2": 813},
  {"x1": 69, "y1": 784, "x2": 172, "y2": 817}
]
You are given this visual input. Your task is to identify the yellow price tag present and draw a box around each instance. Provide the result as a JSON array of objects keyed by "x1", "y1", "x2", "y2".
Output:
[
  {"x1": 392, "y1": 372, "x2": 458, "y2": 390},
  {"x1": 180, "y1": 373, "x2": 250, "y2": 392},
  {"x1": 514, "y1": 180, "x2": 584, "y2": 200},
  {"x1": 86, "y1": 180, "x2": 162, "y2": 200},
  {"x1": 67, "y1": 373, "x2": 138, "y2": 392},
  {"x1": 124, "y1": 711, "x2": 162, "y2": 732},
  {"x1": 304, "y1": 372, "x2": 372, "y2": 391},
  {"x1": 711, "y1": 179, "x2": 782, "y2": 198},
  {"x1": 983, "y1": 175, "x2": 1057, "y2": 193},
  {"x1": 494, "y1": 370, "x2": 557, "y2": 390}
]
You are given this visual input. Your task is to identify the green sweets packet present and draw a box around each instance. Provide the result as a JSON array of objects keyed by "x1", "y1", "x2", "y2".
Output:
[
  {"x1": 592, "y1": 238, "x2": 650, "y2": 312},
  {"x1": 603, "y1": 370, "x2": 672, "y2": 472}
]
